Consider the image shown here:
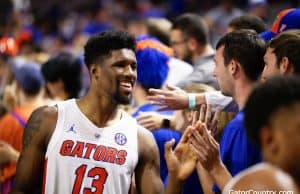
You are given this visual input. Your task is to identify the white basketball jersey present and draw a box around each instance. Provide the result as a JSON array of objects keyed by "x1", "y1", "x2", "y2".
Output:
[{"x1": 43, "y1": 99, "x2": 139, "y2": 194}]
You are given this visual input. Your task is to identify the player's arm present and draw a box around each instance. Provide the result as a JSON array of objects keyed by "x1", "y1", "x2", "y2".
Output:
[
  {"x1": 10, "y1": 106, "x2": 58, "y2": 194},
  {"x1": 135, "y1": 126, "x2": 164, "y2": 194}
]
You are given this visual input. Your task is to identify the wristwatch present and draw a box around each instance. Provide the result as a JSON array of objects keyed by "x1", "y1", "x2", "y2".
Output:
[{"x1": 161, "y1": 118, "x2": 171, "y2": 128}]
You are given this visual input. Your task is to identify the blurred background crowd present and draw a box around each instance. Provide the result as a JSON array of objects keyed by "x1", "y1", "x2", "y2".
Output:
[
  {"x1": 0, "y1": 0, "x2": 299, "y2": 104},
  {"x1": 1, "y1": 0, "x2": 299, "y2": 57}
]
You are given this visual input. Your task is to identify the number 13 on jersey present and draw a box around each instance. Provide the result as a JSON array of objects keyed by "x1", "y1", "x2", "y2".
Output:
[{"x1": 72, "y1": 164, "x2": 108, "y2": 194}]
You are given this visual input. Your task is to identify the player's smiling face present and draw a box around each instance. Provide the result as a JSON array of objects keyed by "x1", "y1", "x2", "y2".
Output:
[{"x1": 97, "y1": 48, "x2": 137, "y2": 105}]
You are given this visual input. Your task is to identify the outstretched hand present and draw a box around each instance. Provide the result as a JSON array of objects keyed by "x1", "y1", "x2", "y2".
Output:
[
  {"x1": 148, "y1": 85, "x2": 189, "y2": 111},
  {"x1": 165, "y1": 126, "x2": 197, "y2": 181},
  {"x1": 188, "y1": 122, "x2": 221, "y2": 172},
  {"x1": 189, "y1": 121, "x2": 232, "y2": 191},
  {"x1": 187, "y1": 104, "x2": 222, "y2": 172}
]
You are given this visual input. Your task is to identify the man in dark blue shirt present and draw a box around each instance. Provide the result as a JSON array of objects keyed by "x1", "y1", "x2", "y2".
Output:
[{"x1": 189, "y1": 30, "x2": 265, "y2": 193}]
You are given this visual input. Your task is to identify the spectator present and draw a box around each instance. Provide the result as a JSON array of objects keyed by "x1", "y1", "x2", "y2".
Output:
[
  {"x1": 170, "y1": 13, "x2": 218, "y2": 89},
  {"x1": 227, "y1": 14, "x2": 267, "y2": 33},
  {"x1": 0, "y1": 59, "x2": 46, "y2": 194},
  {"x1": 41, "y1": 52, "x2": 82, "y2": 101}
]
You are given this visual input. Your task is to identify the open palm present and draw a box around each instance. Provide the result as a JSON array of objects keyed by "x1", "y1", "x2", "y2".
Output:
[{"x1": 165, "y1": 126, "x2": 197, "y2": 181}]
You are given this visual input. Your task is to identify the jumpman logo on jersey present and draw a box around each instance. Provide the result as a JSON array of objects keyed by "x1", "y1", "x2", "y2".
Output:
[
  {"x1": 66, "y1": 124, "x2": 77, "y2": 134},
  {"x1": 94, "y1": 133, "x2": 101, "y2": 139}
]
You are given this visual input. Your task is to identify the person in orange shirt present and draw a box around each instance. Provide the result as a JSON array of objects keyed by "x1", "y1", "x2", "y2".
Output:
[{"x1": 0, "y1": 59, "x2": 46, "y2": 194}]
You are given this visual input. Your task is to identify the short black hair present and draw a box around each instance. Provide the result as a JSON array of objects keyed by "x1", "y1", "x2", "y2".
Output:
[
  {"x1": 229, "y1": 14, "x2": 267, "y2": 33},
  {"x1": 0, "y1": 0, "x2": 13, "y2": 35},
  {"x1": 244, "y1": 75, "x2": 300, "y2": 146},
  {"x1": 172, "y1": 13, "x2": 209, "y2": 45},
  {"x1": 84, "y1": 30, "x2": 136, "y2": 69},
  {"x1": 42, "y1": 52, "x2": 82, "y2": 98},
  {"x1": 216, "y1": 30, "x2": 266, "y2": 81}
]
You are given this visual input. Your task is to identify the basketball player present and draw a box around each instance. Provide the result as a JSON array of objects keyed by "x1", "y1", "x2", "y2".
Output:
[{"x1": 10, "y1": 30, "x2": 192, "y2": 194}]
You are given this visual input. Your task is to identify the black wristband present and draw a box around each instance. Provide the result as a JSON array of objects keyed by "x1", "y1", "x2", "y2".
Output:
[{"x1": 161, "y1": 118, "x2": 171, "y2": 128}]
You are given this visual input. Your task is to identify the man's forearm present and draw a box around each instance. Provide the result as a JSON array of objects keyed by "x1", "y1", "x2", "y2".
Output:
[
  {"x1": 209, "y1": 161, "x2": 232, "y2": 191},
  {"x1": 197, "y1": 163, "x2": 214, "y2": 194},
  {"x1": 195, "y1": 93, "x2": 206, "y2": 108},
  {"x1": 165, "y1": 173, "x2": 183, "y2": 194}
]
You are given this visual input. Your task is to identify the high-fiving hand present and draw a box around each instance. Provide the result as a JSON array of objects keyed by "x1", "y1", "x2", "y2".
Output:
[{"x1": 164, "y1": 126, "x2": 197, "y2": 181}]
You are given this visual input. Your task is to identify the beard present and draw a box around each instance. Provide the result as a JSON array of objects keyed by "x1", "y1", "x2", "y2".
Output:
[
  {"x1": 183, "y1": 51, "x2": 193, "y2": 65},
  {"x1": 114, "y1": 92, "x2": 131, "y2": 105},
  {"x1": 113, "y1": 87, "x2": 132, "y2": 105}
]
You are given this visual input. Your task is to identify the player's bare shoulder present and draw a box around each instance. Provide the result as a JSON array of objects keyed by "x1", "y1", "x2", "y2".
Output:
[
  {"x1": 137, "y1": 126, "x2": 155, "y2": 147},
  {"x1": 137, "y1": 126, "x2": 159, "y2": 160},
  {"x1": 22, "y1": 105, "x2": 58, "y2": 150}
]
